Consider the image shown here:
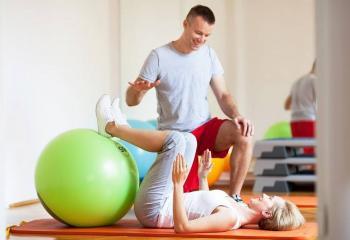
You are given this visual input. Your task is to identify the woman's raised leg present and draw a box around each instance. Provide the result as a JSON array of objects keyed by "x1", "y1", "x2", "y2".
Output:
[
  {"x1": 134, "y1": 131, "x2": 197, "y2": 227},
  {"x1": 96, "y1": 94, "x2": 168, "y2": 152},
  {"x1": 106, "y1": 123, "x2": 168, "y2": 152}
]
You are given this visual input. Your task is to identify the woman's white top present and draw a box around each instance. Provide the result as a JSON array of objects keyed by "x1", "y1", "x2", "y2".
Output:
[{"x1": 157, "y1": 189, "x2": 241, "y2": 229}]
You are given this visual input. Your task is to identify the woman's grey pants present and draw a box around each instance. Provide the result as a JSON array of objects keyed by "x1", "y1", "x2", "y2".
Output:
[{"x1": 134, "y1": 131, "x2": 197, "y2": 227}]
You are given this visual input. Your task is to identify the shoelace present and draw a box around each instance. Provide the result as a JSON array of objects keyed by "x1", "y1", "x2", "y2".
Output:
[{"x1": 232, "y1": 194, "x2": 244, "y2": 203}]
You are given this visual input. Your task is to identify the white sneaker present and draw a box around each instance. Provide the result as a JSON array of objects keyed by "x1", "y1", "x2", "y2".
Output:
[
  {"x1": 95, "y1": 94, "x2": 114, "y2": 137},
  {"x1": 232, "y1": 194, "x2": 248, "y2": 207},
  {"x1": 111, "y1": 97, "x2": 129, "y2": 126}
]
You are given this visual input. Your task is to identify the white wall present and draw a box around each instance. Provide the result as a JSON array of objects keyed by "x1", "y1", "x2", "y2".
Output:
[
  {"x1": 241, "y1": 0, "x2": 315, "y2": 138},
  {"x1": 2, "y1": 0, "x2": 120, "y2": 204},
  {"x1": 119, "y1": 0, "x2": 182, "y2": 120},
  {"x1": 120, "y1": 0, "x2": 315, "y2": 139},
  {"x1": 317, "y1": 0, "x2": 350, "y2": 238},
  {"x1": 0, "y1": 0, "x2": 6, "y2": 232}
]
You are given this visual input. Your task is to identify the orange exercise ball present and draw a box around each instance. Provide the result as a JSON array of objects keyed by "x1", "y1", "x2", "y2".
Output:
[
  {"x1": 223, "y1": 147, "x2": 233, "y2": 171},
  {"x1": 207, "y1": 157, "x2": 225, "y2": 186}
]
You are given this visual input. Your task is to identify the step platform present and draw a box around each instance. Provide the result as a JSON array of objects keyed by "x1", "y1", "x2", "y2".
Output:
[
  {"x1": 253, "y1": 138, "x2": 316, "y2": 192},
  {"x1": 254, "y1": 138, "x2": 316, "y2": 159},
  {"x1": 253, "y1": 175, "x2": 316, "y2": 192},
  {"x1": 254, "y1": 157, "x2": 316, "y2": 176}
]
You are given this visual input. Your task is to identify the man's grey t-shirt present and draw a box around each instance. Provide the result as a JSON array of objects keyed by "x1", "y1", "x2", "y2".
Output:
[{"x1": 139, "y1": 42, "x2": 224, "y2": 132}]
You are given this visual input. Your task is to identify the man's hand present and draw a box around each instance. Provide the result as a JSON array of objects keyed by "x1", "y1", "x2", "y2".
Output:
[
  {"x1": 198, "y1": 149, "x2": 213, "y2": 179},
  {"x1": 172, "y1": 154, "x2": 189, "y2": 187},
  {"x1": 232, "y1": 116, "x2": 254, "y2": 137},
  {"x1": 128, "y1": 79, "x2": 161, "y2": 92}
]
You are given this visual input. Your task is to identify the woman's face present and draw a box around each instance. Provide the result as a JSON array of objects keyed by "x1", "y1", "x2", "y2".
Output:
[{"x1": 248, "y1": 193, "x2": 285, "y2": 213}]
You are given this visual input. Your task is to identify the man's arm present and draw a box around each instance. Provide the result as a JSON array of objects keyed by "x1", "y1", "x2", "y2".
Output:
[
  {"x1": 126, "y1": 78, "x2": 160, "y2": 106},
  {"x1": 210, "y1": 75, "x2": 240, "y2": 119},
  {"x1": 284, "y1": 94, "x2": 292, "y2": 110},
  {"x1": 210, "y1": 76, "x2": 254, "y2": 136}
]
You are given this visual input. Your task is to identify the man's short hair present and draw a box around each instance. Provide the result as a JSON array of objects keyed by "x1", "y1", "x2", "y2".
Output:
[{"x1": 186, "y1": 5, "x2": 215, "y2": 25}]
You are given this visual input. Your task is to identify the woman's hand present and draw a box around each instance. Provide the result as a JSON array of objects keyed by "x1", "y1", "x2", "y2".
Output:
[
  {"x1": 198, "y1": 149, "x2": 213, "y2": 179},
  {"x1": 172, "y1": 154, "x2": 188, "y2": 187}
]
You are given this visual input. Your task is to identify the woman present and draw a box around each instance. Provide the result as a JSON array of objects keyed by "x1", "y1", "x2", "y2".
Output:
[
  {"x1": 96, "y1": 95, "x2": 305, "y2": 232},
  {"x1": 284, "y1": 60, "x2": 317, "y2": 156}
]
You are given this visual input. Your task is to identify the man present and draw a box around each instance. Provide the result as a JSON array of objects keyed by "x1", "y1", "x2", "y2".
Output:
[{"x1": 126, "y1": 5, "x2": 254, "y2": 203}]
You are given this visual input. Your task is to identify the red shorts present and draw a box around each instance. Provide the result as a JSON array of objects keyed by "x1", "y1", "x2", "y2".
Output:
[
  {"x1": 291, "y1": 120, "x2": 316, "y2": 155},
  {"x1": 183, "y1": 117, "x2": 230, "y2": 192}
]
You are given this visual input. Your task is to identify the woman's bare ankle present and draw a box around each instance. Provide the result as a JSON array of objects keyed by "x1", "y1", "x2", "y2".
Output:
[{"x1": 105, "y1": 121, "x2": 115, "y2": 135}]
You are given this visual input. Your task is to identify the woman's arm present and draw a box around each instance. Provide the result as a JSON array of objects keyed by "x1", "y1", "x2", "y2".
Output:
[
  {"x1": 198, "y1": 177, "x2": 209, "y2": 191},
  {"x1": 198, "y1": 149, "x2": 213, "y2": 191},
  {"x1": 172, "y1": 154, "x2": 236, "y2": 233},
  {"x1": 173, "y1": 183, "x2": 189, "y2": 232},
  {"x1": 172, "y1": 154, "x2": 190, "y2": 232},
  {"x1": 176, "y1": 207, "x2": 237, "y2": 233}
]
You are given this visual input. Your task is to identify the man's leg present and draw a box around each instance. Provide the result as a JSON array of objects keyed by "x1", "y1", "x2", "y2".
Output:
[
  {"x1": 214, "y1": 120, "x2": 253, "y2": 196},
  {"x1": 291, "y1": 120, "x2": 316, "y2": 155},
  {"x1": 185, "y1": 117, "x2": 231, "y2": 192}
]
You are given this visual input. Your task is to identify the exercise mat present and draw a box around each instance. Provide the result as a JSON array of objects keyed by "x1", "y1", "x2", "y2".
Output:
[
  {"x1": 10, "y1": 219, "x2": 317, "y2": 239},
  {"x1": 241, "y1": 195, "x2": 317, "y2": 208}
]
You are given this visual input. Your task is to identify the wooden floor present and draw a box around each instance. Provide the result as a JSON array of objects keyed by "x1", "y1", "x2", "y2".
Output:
[{"x1": 7, "y1": 181, "x2": 317, "y2": 240}]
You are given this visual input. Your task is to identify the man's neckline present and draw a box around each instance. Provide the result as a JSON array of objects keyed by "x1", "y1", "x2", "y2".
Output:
[{"x1": 170, "y1": 41, "x2": 194, "y2": 55}]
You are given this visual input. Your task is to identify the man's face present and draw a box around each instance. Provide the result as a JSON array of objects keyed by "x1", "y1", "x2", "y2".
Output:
[{"x1": 183, "y1": 16, "x2": 214, "y2": 51}]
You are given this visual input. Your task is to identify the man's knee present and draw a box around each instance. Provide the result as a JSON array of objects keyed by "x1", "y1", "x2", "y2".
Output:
[
  {"x1": 217, "y1": 121, "x2": 252, "y2": 149},
  {"x1": 238, "y1": 133, "x2": 252, "y2": 144},
  {"x1": 235, "y1": 134, "x2": 253, "y2": 151}
]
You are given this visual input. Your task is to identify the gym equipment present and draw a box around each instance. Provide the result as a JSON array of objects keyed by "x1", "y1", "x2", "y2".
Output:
[
  {"x1": 223, "y1": 147, "x2": 232, "y2": 171},
  {"x1": 264, "y1": 121, "x2": 292, "y2": 139},
  {"x1": 120, "y1": 119, "x2": 157, "y2": 180},
  {"x1": 118, "y1": 140, "x2": 157, "y2": 180},
  {"x1": 207, "y1": 157, "x2": 225, "y2": 186},
  {"x1": 128, "y1": 119, "x2": 155, "y2": 130},
  {"x1": 10, "y1": 218, "x2": 317, "y2": 239},
  {"x1": 35, "y1": 129, "x2": 139, "y2": 227},
  {"x1": 147, "y1": 119, "x2": 158, "y2": 128},
  {"x1": 241, "y1": 194, "x2": 317, "y2": 208},
  {"x1": 253, "y1": 139, "x2": 316, "y2": 193}
]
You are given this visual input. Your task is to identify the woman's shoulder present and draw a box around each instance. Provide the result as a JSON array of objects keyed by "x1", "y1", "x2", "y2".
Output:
[{"x1": 209, "y1": 189, "x2": 229, "y2": 196}]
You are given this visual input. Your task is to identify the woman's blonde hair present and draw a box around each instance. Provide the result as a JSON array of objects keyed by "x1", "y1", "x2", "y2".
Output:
[{"x1": 258, "y1": 200, "x2": 305, "y2": 231}]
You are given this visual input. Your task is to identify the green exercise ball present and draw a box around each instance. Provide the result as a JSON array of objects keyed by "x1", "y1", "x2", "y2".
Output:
[
  {"x1": 35, "y1": 129, "x2": 139, "y2": 227},
  {"x1": 264, "y1": 121, "x2": 292, "y2": 139}
]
